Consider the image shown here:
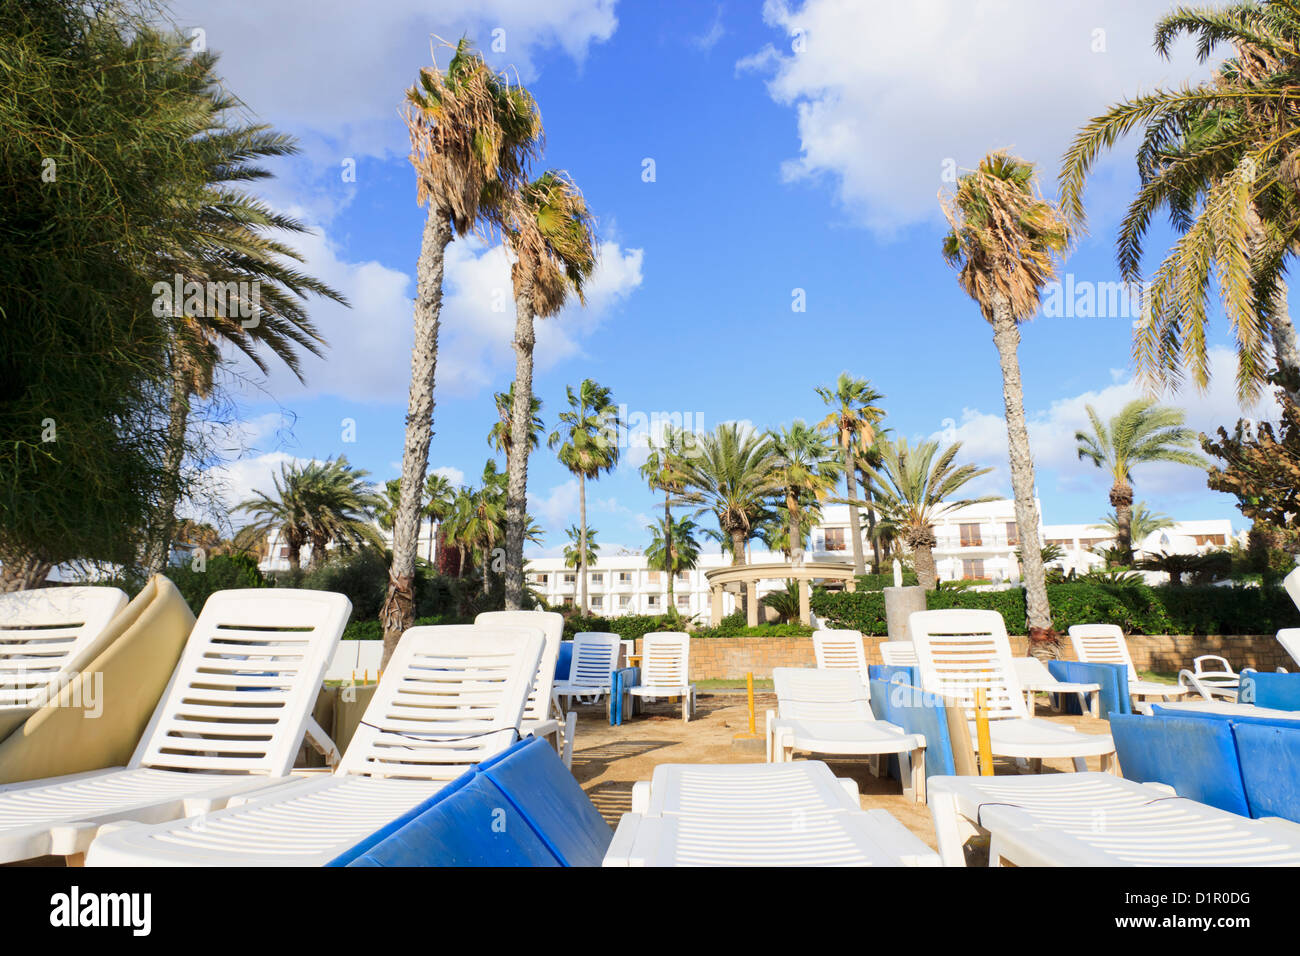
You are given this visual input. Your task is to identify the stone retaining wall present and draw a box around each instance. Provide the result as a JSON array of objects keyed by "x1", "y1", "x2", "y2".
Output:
[{"x1": 662, "y1": 634, "x2": 1292, "y2": 681}]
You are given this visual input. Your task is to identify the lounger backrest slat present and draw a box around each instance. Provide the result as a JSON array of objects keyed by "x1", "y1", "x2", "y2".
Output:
[
  {"x1": 878, "y1": 641, "x2": 918, "y2": 667},
  {"x1": 568, "y1": 633, "x2": 622, "y2": 687},
  {"x1": 475, "y1": 610, "x2": 563, "y2": 724},
  {"x1": 812, "y1": 629, "x2": 867, "y2": 674},
  {"x1": 0, "y1": 586, "x2": 127, "y2": 708},
  {"x1": 338, "y1": 624, "x2": 543, "y2": 780},
  {"x1": 773, "y1": 667, "x2": 873, "y2": 722},
  {"x1": 639, "y1": 632, "x2": 690, "y2": 689},
  {"x1": 910, "y1": 609, "x2": 1028, "y2": 721},
  {"x1": 1068, "y1": 624, "x2": 1139, "y2": 682},
  {"x1": 132, "y1": 589, "x2": 350, "y2": 775}
]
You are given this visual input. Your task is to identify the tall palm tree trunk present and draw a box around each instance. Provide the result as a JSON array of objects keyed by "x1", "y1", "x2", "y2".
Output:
[
  {"x1": 664, "y1": 493, "x2": 674, "y2": 605},
  {"x1": 863, "y1": 479, "x2": 881, "y2": 574},
  {"x1": 0, "y1": 553, "x2": 54, "y2": 592},
  {"x1": 788, "y1": 493, "x2": 804, "y2": 566},
  {"x1": 1110, "y1": 481, "x2": 1135, "y2": 563},
  {"x1": 381, "y1": 208, "x2": 453, "y2": 668},
  {"x1": 578, "y1": 473, "x2": 588, "y2": 611},
  {"x1": 844, "y1": 448, "x2": 866, "y2": 574},
  {"x1": 910, "y1": 528, "x2": 938, "y2": 590},
  {"x1": 991, "y1": 301, "x2": 1051, "y2": 633},
  {"x1": 504, "y1": 288, "x2": 536, "y2": 611},
  {"x1": 1270, "y1": 283, "x2": 1300, "y2": 402},
  {"x1": 143, "y1": 357, "x2": 191, "y2": 575}
]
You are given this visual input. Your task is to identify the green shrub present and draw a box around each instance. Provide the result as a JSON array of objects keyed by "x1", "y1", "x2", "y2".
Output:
[
  {"x1": 342, "y1": 612, "x2": 470, "y2": 641},
  {"x1": 560, "y1": 613, "x2": 682, "y2": 641},
  {"x1": 811, "y1": 580, "x2": 1300, "y2": 636},
  {"x1": 693, "y1": 621, "x2": 813, "y2": 639},
  {"x1": 164, "y1": 553, "x2": 266, "y2": 613},
  {"x1": 853, "y1": 570, "x2": 919, "y2": 590}
]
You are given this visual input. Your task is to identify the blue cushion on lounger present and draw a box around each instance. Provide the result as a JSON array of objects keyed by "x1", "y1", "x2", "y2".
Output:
[
  {"x1": 1048, "y1": 660, "x2": 1131, "y2": 718},
  {"x1": 1111, "y1": 713, "x2": 1250, "y2": 816},
  {"x1": 869, "y1": 677, "x2": 956, "y2": 778},
  {"x1": 1239, "y1": 671, "x2": 1300, "y2": 712},
  {"x1": 868, "y1": 664, "x2": 919, "y2": 686},
  {"x1": 1231, "y1": 721, "x2": 1300, "y2": 823}
]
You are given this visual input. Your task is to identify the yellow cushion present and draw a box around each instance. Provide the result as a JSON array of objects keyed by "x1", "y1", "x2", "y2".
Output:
[{"x1": 0, "y1": 575, "x2": 195, "y2": 784}]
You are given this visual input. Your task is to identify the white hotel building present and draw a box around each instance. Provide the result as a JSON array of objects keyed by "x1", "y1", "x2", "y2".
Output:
[{"x1": 258, "y1": 500, "x2": 1236, "y2": 619}]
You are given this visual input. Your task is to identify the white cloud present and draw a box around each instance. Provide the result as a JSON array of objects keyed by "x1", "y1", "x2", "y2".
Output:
[
  {"x1": 167, "y1": 0, "x2": 618, "y2": 164},
  {"x1": 431, "y1": 465, "x2": 466, "y2": 487},
  {"x1": 231, "y1": 226, "x2": 643, "y2": 403},
  {"x1": 739, "y1": 0, "x2": 1210, "y2": 233},
  {"x1": 691, "y1": 6, "x2": 726, "y2": 52},
  {"x1": 925, "y1": 347, "x2": 1277, "y2": 508}
]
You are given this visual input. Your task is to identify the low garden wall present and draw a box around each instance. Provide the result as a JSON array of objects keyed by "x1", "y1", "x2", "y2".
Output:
[{"x1": 663, "y1": 634, "x2": 1292, "y2": 681}]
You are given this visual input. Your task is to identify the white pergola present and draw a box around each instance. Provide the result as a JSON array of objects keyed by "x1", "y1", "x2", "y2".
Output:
[{"x1": 704, "y1": 561, "x2": 857, "y2": 627}]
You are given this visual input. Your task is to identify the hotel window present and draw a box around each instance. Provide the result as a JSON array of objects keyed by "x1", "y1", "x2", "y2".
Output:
[
  {"x1": 647, "y1": 570, "x2": 661, "y2": 584},
  {"x1": 562, "y1": 596, "x2": 574, "y2": 608},
  {"x1": 618, "y1": 595, "x2": 631, "y2": 609},
  {"x1": 1005, "y1": 522, "x2": 1019, "y2": 547},
  {"x1": 1194, "y1": 534, "x2": 1226, "y2": 547},
  {"x1": 676, "y1": 571, "x2": 690, "y2": 582},
  {"x1": 590, "y1": 596, "x2": 603, "y2": 609},
  {"x1": 824, "y1": 527, "x2": 846, "y2": 551},
  {"x1": 563, "y1": 572, "x2": 576, "y2": 584},
  {"x1": 676, "y1": 593, "x2": 690, "y2": 608},
  {"x1": 279, "y1": 547, "x2": 289, "y2": 558},
  {"x1": 618, "y1": 571, "x2": 633, "y2": 585},
  {"x1": 1046, "y1": 538, "x2": 1072, "y2": 548},
  {"x1": 646, "y1": 595, "x2": 659, "y2": 608},
  {"x1": 590, "y1": 572, "x2": 603, "y2": 585},
  {"x1": 959, "y1": 523, "x2": 982, "y2": 547},
  {"x1": 961, "y1": 558, "x2": 986, "y2": 580},
  {"x1": 531, "y1": 572, "x2": 549, "y2": 585}
]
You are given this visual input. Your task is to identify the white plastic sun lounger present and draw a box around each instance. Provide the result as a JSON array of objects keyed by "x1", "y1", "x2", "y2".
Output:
[
  {"x1": 1178, "y1": 655, "x2": 1240, "y2": 702},
  {"x1": 603, "y1": 761, "x2": 940, "y2": 867},
  {"x1": 1278, "y1": 629, "x2": 1300, "y2": 672},
  {"x1": 627, "y1": 632, "x2": 695, "y2": 721},
  {"x1": 0, "y1": 588, "x2": 349, "y2": 863},
  {"x1": 878, "y1": 641, "x2": 918, "y2": 667},
  {"x1": 475, "y1": 610, "x2": 576, "y2": 766},
  {"x1": 929, "y1": 772, "x2": 1300, "y2": 867},
  {"x1": 0, "y1": 586, "x2": 128, "y2": 721},
  {"x1": 552, "y1": 631, "x2": 622, "y2": 710},
  {"x1": 85, "y1": 623, "x2": 545, "y2": 866},
  {"x1": 766, "y1": 668, "x2": 927, "y2": 803},
  {"x1": 1012, "y1": 657, "x2": 1100, "y2": 718},
  {"x1": 813, "y1": 628, "x2": 869, "y2": 681},
  {"x1": 911, "y1": 610, "x2": 1116, "y2": 773},
  {"x1": 1068, "y1": 624, "x2": 1189, "y2": 705}
]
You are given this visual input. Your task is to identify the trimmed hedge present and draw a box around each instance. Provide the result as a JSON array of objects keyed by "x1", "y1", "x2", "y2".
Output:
[
  {"x1": 811, "y1": 581, "x2": 1300, "y2": 636},
  {"x1": 342, "y1": 613, "x2": 469, "y2": 641},
  {"x1": 854, "y1": 570, "x2": 919, "y2": 590}
]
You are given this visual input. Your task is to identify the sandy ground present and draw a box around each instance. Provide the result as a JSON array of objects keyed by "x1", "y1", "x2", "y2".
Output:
[{"x1": 568, "y1": 690, "x2": 1117, "y2": 850}]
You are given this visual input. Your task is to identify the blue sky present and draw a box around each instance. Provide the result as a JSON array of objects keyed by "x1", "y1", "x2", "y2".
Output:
[{"x1": 169, "y1": 0, "x2": 1273, "y2": 556}]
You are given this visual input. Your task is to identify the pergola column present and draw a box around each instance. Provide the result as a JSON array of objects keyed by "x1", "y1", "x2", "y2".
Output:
[
  {"x1": 745, "y1": 580, "x2": 758, "y2": 627},
  {"x1": 710, "y1": 585, "x2": 723, "y2": 625},
  {"x1": 798, "y1": 579, "x2": 811, "y2": 626}
]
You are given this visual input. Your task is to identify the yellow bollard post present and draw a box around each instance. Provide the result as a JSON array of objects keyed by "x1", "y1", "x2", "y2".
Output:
[
  {"x1": 731, "y1": 671, "x2": 763, "y2": 753},
  {"x1": 975, "y1": 687, "x2": 994, "y2": 776},
  {"x1": 746, "y1": 672, "x2": 757, "y2": 736}
]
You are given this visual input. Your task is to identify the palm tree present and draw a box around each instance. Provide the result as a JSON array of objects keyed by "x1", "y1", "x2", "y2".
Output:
[
  {"x1": 768, "y1": 421, "x2": 843, "y2": 566},
  {"x1": 236, "y1": 458, "x2": 382, "y2": 572},
  {"x1": 376, "y1": 479, "x2": 405, "y2": 532},
  {"x1": 1060, "y1": 2, "x2": 1300, "y2": 402},
  {"x1": 502, "y1": 172, "x2": 597, "y2": 610},
  {"x1": 639, "y1": 426, "x2": 695, "y2": 605},
  {"x1": 1075, "y1": 398, "x2": 1207, "y2": 561},
  {"x1": 1095, "y1": 501, "x2": 1176, "y2": 552},
  {"x1": 142, "y1": 55, "x2": 346, "y2": 574},
  {"x1": 646, "y1": 515, "x2": 702, "y2": 593},
  {"x1": 562, "y1": 525, "x2": 599, "y2": 571},
  {"x1": 422, "y1": 472, "x2": 456, "y2": 564},
  {"x1": 489, "y1": 385, "x2": 543, "y2": 460},
  {"x1": 863, "y1": 437, "x2": 995, "y2": 591},
  {"x1": 547, "y1": 379, "x2": 621, "y2": 611},
  {"x1": 381, "y1": 40, "x2": 542, "y2": 666},
  {"x1": 942, "y1": 151, "x2": 1071, "y2": 634},
  {"x1": 464, "y1": 460, "x2": 508, "y2": 597},
  {"x1": 678, "y1": 423, "x2": 780, "y2": 566},
  {"x1": 815, "y1": 374, "x2": 886, "y2": 575}
]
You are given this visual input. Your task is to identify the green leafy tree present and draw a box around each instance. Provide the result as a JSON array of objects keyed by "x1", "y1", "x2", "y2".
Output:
[{"x1": 942, "y1": 151, "x2": 1071, "y2": 632}]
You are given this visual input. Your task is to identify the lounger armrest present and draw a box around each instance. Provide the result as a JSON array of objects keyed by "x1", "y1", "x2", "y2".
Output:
[
  {"x1": 1138, "y1": 781, "x2": 1177, "y2": 797},
  {"x1": 631, "y1": 780, "x2": 652, "y2": 815},
  {"x1": 49, "y1": 821, "x2": 101, "y2": 857},
  {"x1": 302, "y1": 716, "x2": 340, "y2": 767},
  {"x1": 838, "y1": 778, "x2": 860, "y2": 803},
  {"x1": 859, "y1": 809, "x2": 941, "y2": 867},
  {"x1": 602, "y1": 814, "x2": 644, "y2": 867}
]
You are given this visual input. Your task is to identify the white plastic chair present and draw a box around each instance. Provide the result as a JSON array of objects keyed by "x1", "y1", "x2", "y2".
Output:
[
  {"x1": 1011, "y1": 657, "x2": 1100, "y2": 718},
  {"x1": 84, "y1": 623, "x2": 545, "y2": 867},
  {"x1": 1278, "y1": 629, "x2": 1300, "y2": 673},
  {"x1": 1068, "y1": 624, "x2": 1189, "y2": 706},
  {"x1": 627, "y1": 632, "x2": 694, "y2": 721},
  {"x1": 604, "y1": 761, "x2": 939, "y2": 867},
  {"x1": 911, "y1": 610, "x2": 1116, "y2": 773},
  {"x1": 929, "y1": 772, "x2": 1300, "y2": 867},
  {"x1": 0, "y1": 586, "x2": 128, "y2": 717},
  {"x1": 812, "y1": 628, "x2": 868, "y2": 682},
  {"x1": 474, "y1": 610, "x2": 575, "y2": 767},
  {"x1": 766, "y1": 668, "x2": 927, "y2": 802},
  {"x1": 552, "y1": 632, "x2": 622, "y2": 709},
  {"x1": 878, "y1": 641, "x2": 918, "y2": 667},
  {"x1": 0, "y1": 588, "x2": 349, "y2": 863},
  {"x1": 1178, "y1": 654, "x2": 1240, "y2": 702}
]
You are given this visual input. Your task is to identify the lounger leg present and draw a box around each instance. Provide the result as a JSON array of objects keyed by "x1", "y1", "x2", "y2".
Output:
[
  {"x1": 1025, "y1": 691, "x2": 1035, "y2": 718},
  {"x1": 1100, "y1": 751, "x2": 1119, "y2": 775},
  {"x1": 928, "y1": 790, "x2": 976, "y2": 867},
  {"x1": 1071, "y1": 756, "x2": 1087, "y2": 772},
  {"x1": 1029, "y1": 758, "x2": 1042, "y2": 774},
  {"x1": 912, "y1": 748, "x2": 926, "y2": 805}
]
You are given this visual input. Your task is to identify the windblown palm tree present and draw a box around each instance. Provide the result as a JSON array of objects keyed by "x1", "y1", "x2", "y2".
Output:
[
  {"x1": 142, "y1": 53, "x2": 346, "y2": 574},
  {"x1": 942, "y1": 151, "x2": 1071, "y2": 633},
  {"x1": 422, "y1": 472, "x2": 456, "y2": 563},
  {"x1": 465, "y1": 460, "x2": 508, "y2": 596},
  {"x1": 646, "y1": 514, "x2": 702, "y2": 586},
  {"x1": 639, "y1": 426, "x2": 696, "y2": 605},
  {"x1": 489, "y1": 385, "x2": 543, "y2": 460},
  {"x1": 815, "y1": 374, "x2": 886, "y2": 575},
  {"x1": 376, "y1": 479, "x2": 405, "y2": 532},
  {"x1": 1075, "y1": 399, "x2": 1206, "y2": 560},
  {"x1": 863, "y1": 437, "x2": 995, "y2": 591},
  {"x1": 1060, "y1": 1, "x2": 1300, "y2": 401},
  {"x1": 768, "y1": 421, "x2": 843, "y2": 566},
  {"x1": 562, "y1": 525, "x2": 599, "y2": 573},
  {"x1": 502, "y1": 172, "x2": 597, "y2": 610},
  {"x1": 382, "y1": 39, "x2": 542, "y2": 665},
  {"x1": 547, "y1": 379, "x2": 620, "y2": 611}
]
